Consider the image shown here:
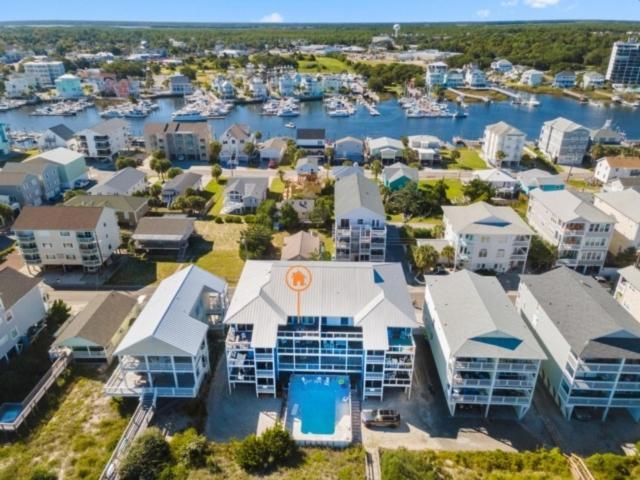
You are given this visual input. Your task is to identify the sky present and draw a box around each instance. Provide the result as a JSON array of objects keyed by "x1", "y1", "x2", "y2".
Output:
[{"x1": 1, "y1": 0, "x2": 639, "y2": 23}]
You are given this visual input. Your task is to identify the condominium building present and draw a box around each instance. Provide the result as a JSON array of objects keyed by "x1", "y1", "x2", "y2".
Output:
[
  {"x1": 55, "y1": 74, "x2": 83, "y2": 98},
  {"x1": 426, "y1": 62, "x2": 448, "y2": 88},
  {"x1": 23, "y1": 60, "x2": 65, "y2": 88},
  {"x1": 527, "y1": 189, "x2": 615, "y2": 274},
  {"x1": 25, "y1": 148, "x2": 88, "y2": 189},
  {"x1": 219, "y1": 124, "x2": 253, "y2": 166},
  {"x1": 517, "y1": 267, "x2": 640, "y2": 421},
  {"x1": 13, "y1": 206, "x2": 120, "y2": 272},
  {"x1": 2, "y1": 158, "x2": 62, "y2": 201},
  {"x1": 538, "y1": 117, "x2": 590, "y2": 166},
  {"x1": 606, "y1": 38, "x2": 640, "y2": 86},
  {"x1": 334, "y1": 173, "x2": 386, "y2": 262},
  {"x1": 144, "y1": 122, "x2": 212, "y2": 162},
  {"x1": 593, "y1": 189, "x2": 640, "y2": 253},
  {"x1": 521, "y1": 69, "x2": 543, "y2": 87},
  {"x1": 424, "y1": 270, "x2": 544, "y2": 419},
  {"x1": 0, "y1": 172, "x2": 43, "y2": 207},
  {"x1": 75, "y1": 118, "x2": 129, "y2": 162},
  {"x1": 443, "y1": 202, "x2": 533, "y2": 273},
  {"x1": 168, "y1": 73, "x2": 193, "y2": 95},
  {"x1": 0, "y1": 267, "x2": 48, "y2": 363},
  {"x1": 105, "y1": 266, "x2": 228, "y2": 398},
  {"x1": 481, "y1": 121, "x2": 525, "y2": 168},
  {"x1": 615, "y1": 266, "x2": 640, "y2": 323},
  {"x1": 224, "y1": 261, "x2": 417, "y2": 399}
]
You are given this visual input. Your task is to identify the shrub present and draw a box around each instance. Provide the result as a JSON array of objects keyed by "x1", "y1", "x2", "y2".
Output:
[
  {"x1": 170, "y1": 428, "x2": 209, "y2": 468},
  {"x1": 234, "y1": 426, "x2": 297, "y2": 473},
  {"x1": 214, "y1": 216, "x2": 224, "y2": 224},
  {"x1": 119, "y1": 428, "x2": 171, "y2": 480},
  {"x1": 29, "y1": 469, "x2": 57, "y2": 480},
  {"x1": 381, "y1": 449, "x2": 443, "y2": 480},
  {"x1": 261, "y1": 426, "x2": 297, "y2": 464},
  {"x1": 244, "y1": 214, "x2": 256, "y2": 224},
  {"x1": 413, "y1": 227, "x2": 433, "y2": 239},
  {"x1": 235, "y1": 434, "x2": 269, "y2": 472},
  {"x1": 225, "y1": 215, "x2": 242, "y2": 223}
]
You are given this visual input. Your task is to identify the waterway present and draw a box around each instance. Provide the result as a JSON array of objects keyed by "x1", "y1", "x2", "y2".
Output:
[{"x1": 1, "y1": 94, "x2": 638, "y2": 141}]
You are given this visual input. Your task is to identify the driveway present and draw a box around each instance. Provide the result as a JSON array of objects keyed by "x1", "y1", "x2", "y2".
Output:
[{"x1": 205, "y1": 355, "x2": 281, "y2": 442}]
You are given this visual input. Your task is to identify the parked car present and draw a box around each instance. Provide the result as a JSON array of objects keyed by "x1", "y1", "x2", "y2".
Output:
[
  {"x1": 268, "y1": 159, "x2": 278, "y2": 169},
  {"x1": 361, "y1": 409, "x2": 401, "y2": 428},
  {"x1": 74, "y1": 179, "x2": 94, "y2": 189}
]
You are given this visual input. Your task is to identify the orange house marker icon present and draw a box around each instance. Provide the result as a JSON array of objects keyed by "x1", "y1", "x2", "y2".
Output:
[{"x1": 285, "y1": 265, "x2": 312, "y2": 319}]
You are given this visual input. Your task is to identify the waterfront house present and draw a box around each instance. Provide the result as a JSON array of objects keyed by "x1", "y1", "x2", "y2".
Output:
[
  {"x1": 553, "y1": 71, "x2": 577, "y2": 88},
  {"x1": 55, "y1": 74, "x2": 83, "y2": 98},
  {"x1": 0, "y1": 172, "x2": 43, "y2": 207},
  {"x1": 281, "y1": 231, "x2": 321, "y2": 261},
  {"x1": 426, "y1": 62, "x2": 448, "y2": 88},
  {"x1": 219, "y1": 124, "x2": 253, "y2": 166},
  {"x1": 5, "y1": 74, "x2": 37, "y2": 98},
  {"x1": 443, "y1": 202, "x2": 533, "y2": 273},
  {"x1": 144, "y1": 122, "x2": 212, "y2": 162},
  {"x1": 517, "y1": 267, "x2": 640, "y2": 421},
  {"x1": 527, "y1": 189, "x2": 614, "y2": 274},
  {"x1": 0, "y1": 124, "x2": 8, "y2": 156},
  {"x1": 491, "y1": 58, "x2": 513, "y2": 74},
  {"x1": 278, "y1": 74, "x2": 296, "y2": 97},
  {"x1": 471, "y1": 169, "x2": 519, "y2": 198},
  {"x1": 334, "y1": 173, "x2": 386, "y2": 262},
  {"x1": 0, "y1": 267, "x2": 47, "y2": 363},
  {"x1": 296, "y1": 128, "x2": 326, "y2": 150},
  {"x1": 75, "y1": 118, "x2": 129, "y2": 162},
  {"x1": 482, "y1": 122, "x2": 525, "y2": 168},
  {"x1": 582, "y1": 71, "x2": 606, "y2": 89},
  {"x1": 65, "y1": 194, "x2": 149, "y2": 227},
  {"x1": 161, "y1": 172, "x2": 203, "y2": 206},
  {"x1": 213, "y1": 77, "x2": 236, "y2": 99},
  {"x1": 615, "y1": 266, "x2": 640, "y2": 323},
  {"x1": 26, "y1": 148, "x2": 87, "y2": 189},
  {"x1": 366, "y1": 137, "x2": 404, "y2": 164},
  {"x1": 594, "y1": 157, "x2": 640, "y2": 184},
  {"x1": 222, "y1": 177, "x2": 268, "y2": 214},
  {"x1": 334, "y1": 136, "x2": 364, "y2": 162},
  {"x1": 259, "y1": 137, "x2": 288, "y2": 164},
  {"x1": 424, "y1": 270, "x2": 544, "y2": 419},
  {"x1": 445, "y1": 69, "x2": 465, "y2": 88},
  {"x1": 248, "y1": 77, "x2": 268, "y2": 100},
  {"x1": 3, "y1": 159, "x2": 61, "y2": 202},
  {"x1": 591, "y1": 126, "x2": 623, "y2": 145},
  {"x1": 169, "y1": 73, "x2": 193, "y2": 96},
  {"x1": 538, "y1": 117, "x2": 590, "y2": 166},
  {"x1": 23, "y1": 60, "x2": 65, "y2": 88},
  {"x1": 132, "y1": 216, "x2": 194, "y2": 256},
  {"x1": 89, "y1": 167, "x2": 147, "y2": 196},
  {"x1": 382, "y1": 162, "x2": 419, "y2": 191},
  {"x1": 37, "y1": 124, "x2": 75, "y2": 151},
  {"x1": 105, "y1": 265, "x2": 228, "y2": 398},
  {"x1": 13, "y1": 206, "x2": 120, "y2": 272},
  {"x1": 516, "y1": 168, "x2": 565, "y2": 195},
  {"x1": 50, "y1": 291, "x2": 137, "y2": 363},
  {"x1": 224, "y1": 261, "x2": 417, "y2": 399},
  {"x1": 408, "y1": 135, "x2": 442, "y2": 166},
  {"x1": 593, "y1": 189, "x2": 640, "y2": 253},
  {"x1": 465, "y1": 67, "x2": 487, "y2": 88},
  {"x1": 520, "y1": 69, "x2": 543, "y2": 87}
]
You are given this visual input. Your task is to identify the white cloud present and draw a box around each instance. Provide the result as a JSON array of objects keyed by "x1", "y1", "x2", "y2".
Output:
[
  {"x1": 523, "y1": 0, "x2": 560, "y2": 7},
  {"x1": 501, "y1": 0, "x2": 518, "y2": 6},
  {"x1": 476, "y1": 9, "x2": 491, "y2": 18},
  {"x1": 259, "y1": 12, "x2": 284, "y2": 23}
]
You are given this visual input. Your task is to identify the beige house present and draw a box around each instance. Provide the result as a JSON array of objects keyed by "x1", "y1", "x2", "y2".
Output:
[{"x1": 281, "y1": 231, "x2": 321, "y2": 260}]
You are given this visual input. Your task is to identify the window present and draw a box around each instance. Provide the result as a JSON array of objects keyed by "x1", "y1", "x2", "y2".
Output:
[
  {"x1": 497, "y1": 249, "x2": 505, "y2": 258},
  {"x1": 9, "y1": 327, "x2": 19, "y2": 339},
  {"x1": 60, "y1": 231, "x2": 70, "y2": 237},
  {"x1": 62, "y1": 243, "x2": 73, "y2": 248},
  {"x1": 479, "y1": 248, "x2": 488, "y2": 258}
]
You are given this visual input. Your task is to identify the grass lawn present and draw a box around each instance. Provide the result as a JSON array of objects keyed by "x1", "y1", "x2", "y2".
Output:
[
  {"x1": 0, "y1": 369, "x2": 131, "y2": 480},
  {"x1": 107, "y1": 256, "x2": 181, "y2": 286},
  {"x1": 567, "y1": 178, "x2": 600, "y2": 192},
  {"x1": 193, "y1": 222, "x2": 245, "y2": 285},
  {"x1": 205, "y1": 178, "x2": 227, "y2": 216},
  {"x1": 269, "y1": 177, "x2": 285, "y2": 198},
  {"x1": 444, "y1": 148, "x2": 487, "y2": 170},
  {"x1": 421, "y1": 178, "x2": 465, "y2": 203},
  {"x1": 296, "y1": 56, "x2": 354, "y2": 74}
]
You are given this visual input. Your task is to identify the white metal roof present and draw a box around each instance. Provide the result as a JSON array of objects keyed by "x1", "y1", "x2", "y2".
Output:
[
  {"x1": 224, "y1": 261, "x2": 417, "y2": 350},
  {"x1": 114, "y1": 265, "x2": 228, "y2": 357},
  {"x1": 30, "y1": 147, "x2": 84, "y2": 166},
  {"x1": 443, "y1": 202, "x2": 533, "y2": 236},
  {"x1": 530, "y1": 189, "x2": 615, "y2": 224}
]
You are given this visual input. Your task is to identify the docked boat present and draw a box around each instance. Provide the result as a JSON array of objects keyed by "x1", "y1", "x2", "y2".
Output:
[
  {"x1": 285, "y1": 122, "x2": 295, "y2": 128},
  {"x1": 172, "y1": 107, "x2": 208, "y2": 121},
  {"x1": 328, "y1": 108, "x2": 350, "y2": 117},
  {"x1": 277, "y1": 104, "x2": 300, "y2": 117}
]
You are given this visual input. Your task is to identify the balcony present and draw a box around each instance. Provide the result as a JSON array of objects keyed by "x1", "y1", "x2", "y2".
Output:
[
  {"x1": 497, "y1": 361, "x2": 538, "y2": 373},
  {"x1": 494, "y1": 379, "x2": 535, "y2": 388},
  {"x1": 365, "y1": 372, "x2": 384, "y2": 380},
  {"x1": 452, "y1": 377, "x2": 492, "y2": 387},
  {"x1": 255, "y1": 353, "x2": 273, "y2": 361},
  {"x1": 454, "y1": 360, "x2": 496, "y2": 371},
  {"x1": 451, "y1": 393, "x2": 490, "y2": 403},
  {"x1": 572, "y1": 379, "x2": 616, "y2": 390}
]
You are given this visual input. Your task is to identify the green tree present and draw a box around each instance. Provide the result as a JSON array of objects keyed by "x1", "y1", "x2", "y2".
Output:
[
  {"x1": 119, "y1": 428, "x2": 171, "y2": 480},
  {"x1": 179, "y1": 65, "x2": 197, "y2": 80},
  {"x1": 211, "y1": 164, "x2": 222, "y2": 183},
  {"x1": 412, "y1": 244, "x2": 439, "y2": 275},
  {"x1": 150, "y1": 157, "x2": 172, "y2": 181},
  {"x1": 234, "y1": 426, "x2": 297, "y2": 473},
  {"x1": 115, "y1": 156, "x2": 138, "y2": 170},
  {"x1": 63, "y1": 189, "x2": 87, "y2": 202},
  {"x1": 166, "y1": 166, "x2": 183, "y2": 179},
  {"x1": 0, "y1": 203, "x2": 15, "y2": 226},
  {"x1": 208, "y1": 140, "x2": 222, "y2": 163},
  {"x1": 28, "y1": 468, "x2": 57, "y2": 480},
  {"x1": 463, "y1": 179, "x2": 495, "y2": 203},
  {"x1": 243, "y1": 141, "x2": 257, "y2": 157},
  {"x1": 432, "y1": 179, "x2": 449, "y2": 206},
  {"x1": 441, "y1": 245, "x2": 455, "y2": 267},
  {"x1": 254, "y1": 131, "x2": 262, "y2": 140},
  {"x1": 591, "y1": 143, "x2": 605, "y2": 160},
  {"x1": 449, "y1": 149, "x2": 461, "y2": 162},
  {"x1": 309, "y1": 196, "x2": 333, "y2": 227},
  {"x1": 239, "y1": 224, "x2": 273, "y2": 260},
  {"x1": 527, "y1": 236, "x2": 557, "y2": 273},
  {"x1": 496, "y1": 150, "x2": 507, "y2": 163},
  {"x1": 371, "y1": 159, "x2": 383, "y2": 180},
  {"x1": 256, "y1": 199, "x2": 278, "y2": 227},
  {"x1": 170, "y1": 428, "x2": 209, "y2": 469},
  {"x1": 279, "y1": 202, "x2": 300, "y2": 231}
]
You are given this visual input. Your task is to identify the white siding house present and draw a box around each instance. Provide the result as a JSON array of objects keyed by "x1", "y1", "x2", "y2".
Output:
[
  {"x1": 593, "y1": 189, "x2": 640, "y2": 253},
  {"x1": 105, "y1": 266, "x2": 228, "y2": 398},
  {"x1": 615, "y1": 266, "x2": 640, "y2": 323},
  {"x1": 538, "y1": 117, "x2": 590, "y2": 166},
  {"x1": 482, "y1": 122, "x2": 525, "y2": 168},
  {"x1": 594, "y1": 157, "x2": 640, "y2": 184}
]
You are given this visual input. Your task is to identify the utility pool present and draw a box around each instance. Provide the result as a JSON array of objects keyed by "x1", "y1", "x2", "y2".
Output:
[
  {"x1": 286, "y1": 375, "x2": 352, "y2": 447},
  {"x1": 0, "y1": 403, "x2": 23, "y2": 424}
]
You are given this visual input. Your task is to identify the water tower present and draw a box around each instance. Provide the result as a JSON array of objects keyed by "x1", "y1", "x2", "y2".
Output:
[{"x1": 393, "y1": 24, "x2": 401, "y2": 38}]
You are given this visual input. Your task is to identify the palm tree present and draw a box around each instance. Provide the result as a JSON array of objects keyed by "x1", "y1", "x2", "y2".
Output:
[
  {"x1": 496, "y1": 150, "x2": 507, "y2": 165},
  {"x1": 211, "y1": 164, "x2": 222, "y2": 184},
  {"x1": 371, "y1": 159, "x2": 383, "y2": 180},
  {"x1": 441, "y1": 245, "x2": 455, "y2": 268},
  {"x1": 412, "y1": 244, "x2": 439, "y2": 276}
]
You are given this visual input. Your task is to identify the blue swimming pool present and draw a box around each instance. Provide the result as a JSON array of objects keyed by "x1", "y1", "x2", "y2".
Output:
[
  {"x1": 0, "y1": 403, "x2": 23, "y2": 424},
  {"x1": 287, "y1": 375, "x2": 351, "y2": 439}
]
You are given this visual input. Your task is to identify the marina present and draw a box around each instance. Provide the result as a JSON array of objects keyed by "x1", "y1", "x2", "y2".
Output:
[{"x1": 1, "y1": 93, "x2": 639, "y2": 141}]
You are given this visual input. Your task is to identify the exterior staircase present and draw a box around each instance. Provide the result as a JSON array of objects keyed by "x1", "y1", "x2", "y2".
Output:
[{"x1": 351, "y1": 389, "x2": 362, "y2": 444}]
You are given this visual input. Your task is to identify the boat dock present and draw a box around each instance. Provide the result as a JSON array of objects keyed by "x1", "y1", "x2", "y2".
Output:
[
  {"x1": 447, "y1": 88, "x2": 491, "y2": 103},
  {"x1": 562, "y1": 89, "x2": 588, "y2": 103}
]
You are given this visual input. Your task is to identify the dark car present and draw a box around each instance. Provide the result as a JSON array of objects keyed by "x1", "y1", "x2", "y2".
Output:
[
  {"x1": 361, "y1": 409, "x2": 401, "y2": 428},
  {"x1": 268, "y1": 159, "x2": 278, "y2": 169}
]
